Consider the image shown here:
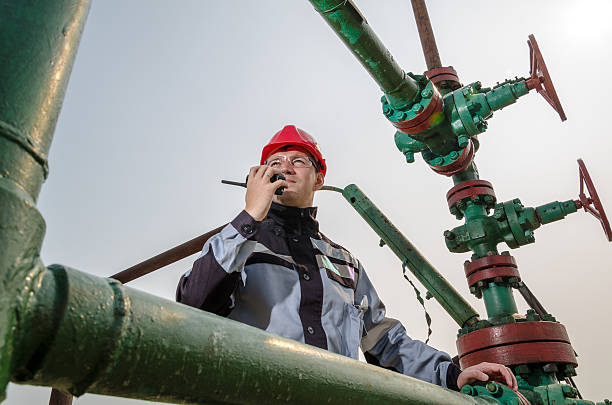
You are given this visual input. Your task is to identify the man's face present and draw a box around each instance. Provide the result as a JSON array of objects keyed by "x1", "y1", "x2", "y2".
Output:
[{"x1": 265, "y1": 146, "x2": 324, "y2": 208}]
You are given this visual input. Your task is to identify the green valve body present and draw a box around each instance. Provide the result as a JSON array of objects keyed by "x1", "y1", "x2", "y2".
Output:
[{"x1": 305, "y1": 3, "x2": 609, "y2": 404}]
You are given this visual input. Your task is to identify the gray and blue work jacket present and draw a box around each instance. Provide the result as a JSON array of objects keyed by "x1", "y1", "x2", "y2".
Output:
[{"x1": 176, "y1": 202, "x2": 461, "y2": 390}]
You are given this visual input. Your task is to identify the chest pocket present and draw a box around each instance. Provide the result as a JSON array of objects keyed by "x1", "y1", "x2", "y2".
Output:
[
  {"x1": 343, "y1": 302, "x2": 365, "y2": 359},
  {"x1": 315, "y1": 253, "x2": 357, "y2": 290}
]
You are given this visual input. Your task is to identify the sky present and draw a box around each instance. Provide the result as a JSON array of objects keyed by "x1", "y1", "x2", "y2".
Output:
[{"x1": 6, "y1": 1, "x2": 612, "y2": 404}]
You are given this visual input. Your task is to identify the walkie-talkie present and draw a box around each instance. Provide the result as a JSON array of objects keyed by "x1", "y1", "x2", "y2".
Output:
[{"x1": 221, "y1": 174, "x2": 286, "y2": 195}]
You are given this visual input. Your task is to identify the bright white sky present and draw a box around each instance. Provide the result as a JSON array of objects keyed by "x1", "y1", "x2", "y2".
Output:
[{"x1": 7, "y1": 1, "x2": 612, "y2": 403}]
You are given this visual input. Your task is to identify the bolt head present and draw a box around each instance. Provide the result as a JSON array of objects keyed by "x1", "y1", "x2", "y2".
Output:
[
  {"x1": 397, "y1": 111, "x2": 407, "y2": 120},
  {"x1": 412, "y1": 104, "x2": 423, "y2": 113},
  {"x1": 421, "y1": 89, "x2": 433, "y2": 98}
]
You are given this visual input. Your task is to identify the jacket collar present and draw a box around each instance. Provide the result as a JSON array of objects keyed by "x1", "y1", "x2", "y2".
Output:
[{"x1": 268, "y1": 202, "x2": 319, "y2": 236}]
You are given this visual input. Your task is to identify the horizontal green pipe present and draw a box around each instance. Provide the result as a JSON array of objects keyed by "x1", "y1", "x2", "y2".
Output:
[
  {"x1": 12, "y1": 264, "x2": 497, "y2": 405},
  {"x1": 308, "y1": 0, "x2": 420, "y2": 107},
  {"x1": 342, "y1": 184, "x2": 480, "y2": 327}
]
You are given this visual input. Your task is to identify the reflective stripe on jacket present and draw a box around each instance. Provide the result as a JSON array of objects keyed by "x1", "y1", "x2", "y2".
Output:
[{"x1": 176, "y1": 202, "x2": 460, "y2": 389}]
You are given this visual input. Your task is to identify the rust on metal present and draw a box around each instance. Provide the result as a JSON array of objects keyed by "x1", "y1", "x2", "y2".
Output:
[
  {"x1": 410, "y1": 0, "x2": 442, "y2": 70},
  {"x1": 110, "y1": 224, "x2": 226, "y2": 283},
  {"x1": 49, "y1": 389, "x2": 73, "y2": 405}
]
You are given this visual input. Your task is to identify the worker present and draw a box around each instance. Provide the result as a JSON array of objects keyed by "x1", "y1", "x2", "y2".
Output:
[{"x1": 176, "y1": 124, "x2": 517, "y2": 391}]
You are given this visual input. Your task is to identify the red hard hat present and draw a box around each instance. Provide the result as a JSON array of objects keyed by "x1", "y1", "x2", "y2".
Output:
[{"x1": 260, "y1": 125, "x2": 327, "y2": 177}]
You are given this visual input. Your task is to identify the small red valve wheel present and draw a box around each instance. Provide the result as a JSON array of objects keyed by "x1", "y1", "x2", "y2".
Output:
[
  {"x1": 576, "y1": 158, "x2": 612, "y2": 241},
  {"x1": 524, "y1": 34, "x2": 567, "y2": 122}
]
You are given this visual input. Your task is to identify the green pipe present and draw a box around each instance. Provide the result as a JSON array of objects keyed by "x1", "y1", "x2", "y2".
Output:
[
  {"x1": 13, "y1": 264, "x2": 498, "y2": 405},
  {"x1": 308, "y1": 0, "x2": 420, "y2": 108},
  {"x1": 452, "y1": 163, "x2": 480, "y2": 186},
  {"x1": 482, "y1": 283, "x2": 519, "y2": 319},
  {"x1": 0, "y1": 0, "x2": 91, "y2": 399},
  {"x1": 341, "y1": 184, "x2": 480, "y2": 327}
]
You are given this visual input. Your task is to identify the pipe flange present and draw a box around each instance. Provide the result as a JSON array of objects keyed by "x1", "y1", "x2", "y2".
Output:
[
  {"x1": 390, "y1": 84, "x2": 444, "y2": 135},
  {"x1": 425, "y1": 66, "x2": 461, "y2": 90},
  {"x1": 464, "y1": 254, "x2": 520, "y2": 289},
  {"x1": 427, "y1": 139, "x2": 474, "y2": 176},
  {"x1": 456, "y1": 321, "x2": 577, "y2": 368},
  {"x1": 446, "y1": 180, "x2": 496, "y2": 212}
]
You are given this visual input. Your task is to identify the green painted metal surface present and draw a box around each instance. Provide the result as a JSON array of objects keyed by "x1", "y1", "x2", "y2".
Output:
[
  {"x1": 341, "y1": 183, "x2": 480, "y2": 327},
  {"x1": 445, "y1": 196, "x2": 581, "y2": 255},
  {"x1": 462, "y1": 381, "x2": 521, "y2": 404},
  {"x1": 0, "y1": 0, "x2": 91, "y2": 400},
  {"x1": 12, "y1": 265, "x2": 500, "y2": 405},
  {"x1": 1, "y1": 1, "x2": 608, "y2": 404},
  {"x1": 481, "y1": 283, "x2": 518, "y2": 319},
  {"x1": 308, "y1": 0, "x2": 420, "y2": 108}
]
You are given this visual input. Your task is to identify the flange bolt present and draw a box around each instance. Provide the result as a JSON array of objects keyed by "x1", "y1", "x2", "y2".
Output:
[
  {"x1": 562, "y1": 385, "x2": 578, "y2": 398},
  {"x1": 486, "y1": 381, "x2": 503, "y2": 397}
]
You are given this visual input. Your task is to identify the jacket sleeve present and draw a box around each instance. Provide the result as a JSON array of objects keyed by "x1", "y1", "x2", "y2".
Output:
[
  {"x1": 176, "y1": 210, "x2": 259, "y2": 316},
  {"x1": 356, "y1": 264, "x2": 462, "y2": 390}
]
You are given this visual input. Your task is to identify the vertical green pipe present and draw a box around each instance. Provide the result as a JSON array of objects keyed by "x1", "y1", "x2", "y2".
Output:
[
  {"x1": 452, "y1": 162, "x2": 480, "y2": 186},
  {"x1": 451, "y1": 167, "x2": 518, "y2": 320},
  {"x1": 0, "y1": 0, "x2": 91, "y2": 398},
  {"x1": 308, "y1": 0, "x2": 420, "y2": 107},
  {"x1": 482, "y1": 283, "x2": 518, "y2": 319},
  {"x1": 341, "y1": 184, "x2": 480, "y2": 327}
]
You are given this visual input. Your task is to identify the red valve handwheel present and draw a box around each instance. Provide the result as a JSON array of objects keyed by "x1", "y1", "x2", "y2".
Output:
[
  {"x1": 525, "y1": 34, "x2": 567, "y2": 122},
  {"x1": 576, "y1": 158, "x2": 612, "y2": 242}
]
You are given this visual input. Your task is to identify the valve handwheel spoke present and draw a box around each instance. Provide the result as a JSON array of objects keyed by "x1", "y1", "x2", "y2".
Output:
[
  {"x1": 526, "y1": 34, "x2": 567, "y2": 121},
  {"x1": 576, "y1": 158, "x2": 612, "y2": 241}
]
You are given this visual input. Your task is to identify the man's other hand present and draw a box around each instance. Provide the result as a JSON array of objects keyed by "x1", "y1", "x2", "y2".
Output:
[
  {"x1": 457, "y1": 362, "x2": 518, "y2": 390},
  {"x1": 245, "y1": 165, "x2": 287, "y2": 221}
]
